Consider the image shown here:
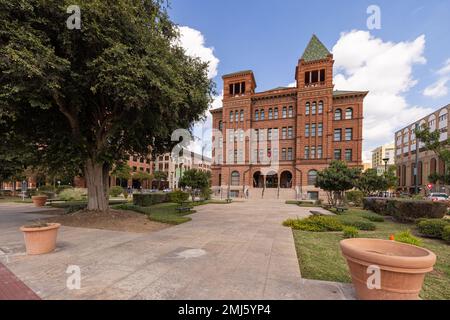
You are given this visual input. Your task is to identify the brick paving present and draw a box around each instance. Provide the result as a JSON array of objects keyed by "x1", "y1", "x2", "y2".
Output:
[{"x1": 0, "y1": 262, "x2": 40, "y2": 300}]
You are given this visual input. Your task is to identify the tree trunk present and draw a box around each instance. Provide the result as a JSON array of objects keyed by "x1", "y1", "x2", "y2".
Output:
[{"x1": 84, "y1": 159, "x2": 110, "y2": 211}]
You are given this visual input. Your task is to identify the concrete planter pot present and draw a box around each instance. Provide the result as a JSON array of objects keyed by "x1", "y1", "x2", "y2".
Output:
[
  {"x1": 31, "y1": 195, "x2": 48, "y2": 207},
  {"x1": 20, "y1": 223, "x2": 60, "y2": 255},
  {"x1": 340, "y1": 238, "x2": 436, "y2": 300}
]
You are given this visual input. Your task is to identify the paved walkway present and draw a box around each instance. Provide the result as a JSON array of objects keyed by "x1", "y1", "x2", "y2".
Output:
[{"x1": 0, "y1": 201, "x2": 354, "y2": 300}]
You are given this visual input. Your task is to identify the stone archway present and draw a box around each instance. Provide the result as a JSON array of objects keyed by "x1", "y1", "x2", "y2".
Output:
[
  {"x1": 280, "y1": 171, "x2": 293, "y2": 188},
  {"x1": 265, "y1": 171, "x2": 278, "y2": 189},
  {"x1": 253, "y1": 171, "x2": 264, "y2": 188}
]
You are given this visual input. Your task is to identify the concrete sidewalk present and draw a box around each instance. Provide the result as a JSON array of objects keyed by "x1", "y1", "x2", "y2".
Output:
[{"x1": 0, "y1": 201, "x2": 355, "y2": 300}]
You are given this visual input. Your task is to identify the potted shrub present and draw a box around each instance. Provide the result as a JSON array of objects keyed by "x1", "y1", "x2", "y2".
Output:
[
  {"x1": 31, "y1": 193, "x2": 48, "y2": 207},
  {"x1": 20, "y1": 222, "x2": 61, "y2": 255},
  {"x1": 340, "y1": 238, "x2": 436, "y2": 300}
]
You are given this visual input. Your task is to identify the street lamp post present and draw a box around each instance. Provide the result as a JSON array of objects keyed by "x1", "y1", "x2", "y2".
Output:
[{"x1": 383, "y1": 157, "x2": 390, "y2": 197}]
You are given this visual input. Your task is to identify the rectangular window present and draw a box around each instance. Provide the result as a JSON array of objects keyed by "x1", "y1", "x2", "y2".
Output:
[
  {"x1": 274, "y1": 108, "x2": 279, "y2": 119},
  {"x1": 273, "y1": 128, "x2": 279, "y2": 140},
  {"x1": 288, "y1": 127, "x2": 293, "y2": 138},
  {"x1": 304, "y1": 146, "x2": 309, "y2": 159},
  {"x1": 282, "y1": 107, "x2": 287, "y2": 118},
  {"x1": 305, "y1": 72, "x2": 310, "y2": 84},
  {"x1": 318, "y1": 102, "x2": 323, "y2": 114},
  {"x1": 268, "y1": 128, "x2": 272, "y2": 140},
  {"x1": 311, "y1": 70, "x2": 319, "y2": 83},
  {"x1": 282, "y1": 127, "x2": 287, "y2": 139},
  {"x1": 311, "y1": 124, "x2": 316, "y2": 137},
  {"x1": 305, "y1": 124, "x2": 310, "y2": 138},
  {"x1": 269, "y1": 109, "x2": 273, "y2": 120},
  {"x1": 282, "y1": 148, "x2": 287, "y2": 161},
  {"x1": 317, "y1": 146, "x2": 323, "y2": 159},
  {"x1": 320, "y1": 69, "x2": 325, "y2": 82},
  {"x1": 287, "y1": 148, "x2": 293, "y2": 160},
  {"x1": 345, "y1": 128, "x2": 353, "y2": 141},
  {"x1": 334, "y1": 149, "x2": 342, "y2": 160},
  {"x1": 345, "y1": 149, "x2": 352, "y2": 162},
  {"x1": 260, "y1": 110, "x2": 265, "y2": 120},
  {"x1": 312, "y1": 103, "x2": 316, "y2": 115},
  {"x1": 311, "y1": 146, "x2": 316, "y2": 159},
  {"x1": 306, "y1": 103, "x2": 310, "y2": 115},
  {"x1": 230, "y1": 111, "x2": 234, "y2": 122},
  {"x1": 318, "y1": 123, "x2": 323, "y2": 137},
  {"x1": 288, "y1": 106, "x2": 293, "y2": 118},
  {"x1": 334, "y1": 129, "x2": 342, "y2": 141}
]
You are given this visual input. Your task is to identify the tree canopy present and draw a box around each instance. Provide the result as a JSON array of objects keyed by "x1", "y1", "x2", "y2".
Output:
[
  {"x1": 179, "y1": 169, "x2": 211, "y2": 201},
  {"x1": 0, "y1": 0, "x2": 214, "y2": 210},
  {"x1": 315, "y1": 161, "x2": 361, "y2": 206}
]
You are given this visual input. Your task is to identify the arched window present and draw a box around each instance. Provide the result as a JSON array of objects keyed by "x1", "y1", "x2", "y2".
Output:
[
  {"x1": 345, "y1": 108, "x2": 353, "y2": 120},
  {"x1": 235, "y1": 111, "x2": 239, "y2": 122},
  {"x1": 312, "y1": 102, "x2": 317, "y2": 115},
  {"x1": 274, "y1": 107, "x2": 279, "y2": 119},
  {"x1": 268, "y1": 108, "x2": 273, "y2": 120},
  {"x1": 430, "y1": 158, "x2": 437, "y2": 174},
  {"x1": 282, "y1": 107, "x2": 287, "y2": 118},
  {"x1": 288, "y1": 106, "x2": 293, "y2": 118},
  {"x1": 305, "y1": 102, "x2": 310, "y2": 115},
  {"x1": 240, "y1": 110, "x2": 244, "y2": 122},
  {"x1": 307, "y1": 170, "x2": 318, "y2": 185},
  {"x1": 260, "y1": 109, "x2": 265, "y2": 120},
  {"x1": 230, "y1": 111, "x2": 234, "y2": 122},
  {"x1": 231, "y1": 171, "x2": 240, "y2": 186},
  {"x1": 318, "y1": 101, "x2": 324, "y2": 114},
  {"x1": 255, "y1": 110, "x2": 259, "y2": 121},
  {"x1": 218, "y1": 121, "x2": 223, "y2": 131},
  {"x1": 334, "y1": 109, "x2": 342, "y2": 121}
]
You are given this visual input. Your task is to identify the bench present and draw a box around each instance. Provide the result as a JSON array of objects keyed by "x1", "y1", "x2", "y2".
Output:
[
  {"x1": 176, "y1": 202, "x2": 192, "y2": 213},
  {"x1": 225, "y1": 198, "x2": 233, "y2": 203},
  {"x1": 335, "y1": 207, "x2": 349, "y2": 214}
]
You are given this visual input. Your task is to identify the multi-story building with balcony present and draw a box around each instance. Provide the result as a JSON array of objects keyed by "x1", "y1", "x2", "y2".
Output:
[
  {"x1": 210, "y1": 35, "x2": 367, "y2": 200},
  {"x1": 395, "y1": 104, "x2": 450, "y2": 194}
]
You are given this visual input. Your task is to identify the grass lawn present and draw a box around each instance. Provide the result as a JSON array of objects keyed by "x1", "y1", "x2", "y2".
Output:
[
  {"x1": 0, "y1": 196, "x2": 33, "y2": 203},
  {"x1": 291, "y1": 208, "x2": 450, "y2": 300},
  {"x1": 112, "y1": 202, "x2": 195, "y2": 225}
]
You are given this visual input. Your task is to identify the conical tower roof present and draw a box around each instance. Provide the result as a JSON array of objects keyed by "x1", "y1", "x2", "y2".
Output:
[{"x1": 301, "y1": 35, "x2": 331, "y2": 62}]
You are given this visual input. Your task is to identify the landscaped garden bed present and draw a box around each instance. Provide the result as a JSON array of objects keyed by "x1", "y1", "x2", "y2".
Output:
[{"x1": 287, "y1": 208, "x2": 450, "y2": 300}]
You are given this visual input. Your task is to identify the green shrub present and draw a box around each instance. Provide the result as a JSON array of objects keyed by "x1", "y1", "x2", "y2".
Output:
[
  {"x1": 417, "y1": 219, "x2": 449, "y2": 238},
  {"x1": 283, "y1": 216, "x2": 344, "y2": 232},
  {"x1": 169, "y1": 190, "x2": 190, "y2": 205},
  {"x1": 56, "y1": 185, "x2": 73, "y2": 194},
  {"x1": 343, "y1": 226, "x2": 359, "y2": 238},
  {"x1": 133, "y1": 193, "x2": 169, "y2": 207},
  {"x1": 346, "y1": 190, "x2": 364, "y2": 207},
  {"x1": 361, "y1": 212, "x2": 385, "y2": 222},
  {"x1": 363, "y1": 197, "x2": 447, "y2": 222},
  {"x1": 442, "y1": 225, "x2": 450, "y2": 243},
  {"x1": 394, "y1": 230, "x2": 422, "y2": 247},
  {"x1": 200, "y1": 188, "x2": 212, "y2": 201},
  {"x1": 109, "y1": 186, "x2": 124, "y2": 197},
  {"x1": 336, "y1": 215, "x2": 376, "y2": 231},
  {"x1": 58, "y1": 188, "x2": 87, "y2": 201}
]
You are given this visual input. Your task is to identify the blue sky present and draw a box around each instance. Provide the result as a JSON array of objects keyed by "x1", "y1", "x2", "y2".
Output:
[{"x1": 169, "y1": 0, "x2": 450, "y2": 161}]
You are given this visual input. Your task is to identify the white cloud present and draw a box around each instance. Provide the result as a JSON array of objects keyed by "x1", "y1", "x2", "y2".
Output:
[
  {"x1": 177, "y1": 26, "x2": 220, "y2": 79},
  {"x1": 332, "y1": 30, "x2": 432, "y2": 163},
  {"x1": 176, "y1": 26, "x2": 220, "y2": 156},
  {"x1": 423, "y1": 58, "x2": 450, "y2": 98}
]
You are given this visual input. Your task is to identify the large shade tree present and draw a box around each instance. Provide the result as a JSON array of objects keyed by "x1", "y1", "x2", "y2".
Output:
[{"x1": 0, "y1": 0, "x2": 213, "y2": 210}]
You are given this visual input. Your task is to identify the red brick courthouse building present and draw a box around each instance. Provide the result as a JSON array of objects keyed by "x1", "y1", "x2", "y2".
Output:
[{"x1": 211, "y1": 35, "x2": 367, "y2": 200}]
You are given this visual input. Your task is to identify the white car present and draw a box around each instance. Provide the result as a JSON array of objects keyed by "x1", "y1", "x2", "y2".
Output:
[{"x1": 428, "y1": 193, "x2": 449, "y2": 202}]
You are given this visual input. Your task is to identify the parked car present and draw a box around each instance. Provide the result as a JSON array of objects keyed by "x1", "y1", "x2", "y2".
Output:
[
  {"x1": 163, "y1": 188, "x2": 172, "y2": 193},
  {"x1": 427, "y1": 193, "x2": 449, "y2": 202}
]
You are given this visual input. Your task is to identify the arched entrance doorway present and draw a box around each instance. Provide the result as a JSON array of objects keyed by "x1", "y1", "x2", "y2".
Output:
[
  {"x1": 253, "y1": 171, "x2": 264, "y2": 188},
  {"x1": 265, "y1": 172, "x2": 278, "y2": 188},
  {"x1": 280, "y1": 171, "x2": 293, "y2": 188}
]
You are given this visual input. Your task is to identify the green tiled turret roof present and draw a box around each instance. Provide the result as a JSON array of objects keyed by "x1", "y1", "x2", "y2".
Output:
[{"x1": 301, "y1": 35, "x2": 331, "y2": 62}]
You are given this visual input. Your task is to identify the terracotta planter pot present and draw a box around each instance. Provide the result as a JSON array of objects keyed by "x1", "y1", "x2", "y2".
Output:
[
  {"x1": 20, "y1": 223, "x2": 60, "y2": 255},
  {"x1": 340, "y1": 238, "x2": 436, "y2": 300},
  {"x1": 31, "y1": 195, "x2": 48, "y2": 207}
]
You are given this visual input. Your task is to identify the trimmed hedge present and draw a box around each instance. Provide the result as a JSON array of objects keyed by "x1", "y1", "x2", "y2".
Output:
[
  {"x1": 443, "y1": 225, "x2": 450, "y2": 243},
  {"x1": 363, "y1": 197, "x2": 447, "y2": 222},
  {"x1": 283, "y1": 216, "x2": 344, "y2": 232},
  {"x1": 343, "y1": 226, "x2": 359, "y2": 239},
  {"x1": 417, "y1": 219, "x2": 449, "y2": 239},
  {"x1": 133, "y1": 193, "x2": 170, "y2": 207},
  {"x1": 335, "y1": 215, "x2": 376, "y2": 231}
]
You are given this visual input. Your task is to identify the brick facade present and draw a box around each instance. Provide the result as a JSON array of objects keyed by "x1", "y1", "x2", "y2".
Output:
[{"x1": 211, "y1": 35, "x2": 367, "y2": 200}]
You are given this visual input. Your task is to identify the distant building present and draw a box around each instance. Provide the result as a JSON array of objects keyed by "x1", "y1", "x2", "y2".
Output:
[
  {"x1": 371, "y1": 143, "x2": 395, "y2": 175},
  {"x1": 363, "y1": 162, "x2": 372, "y2": 172},
  {"x1": 395, "y1": 104, "x2": 450, "y2": 193}
]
